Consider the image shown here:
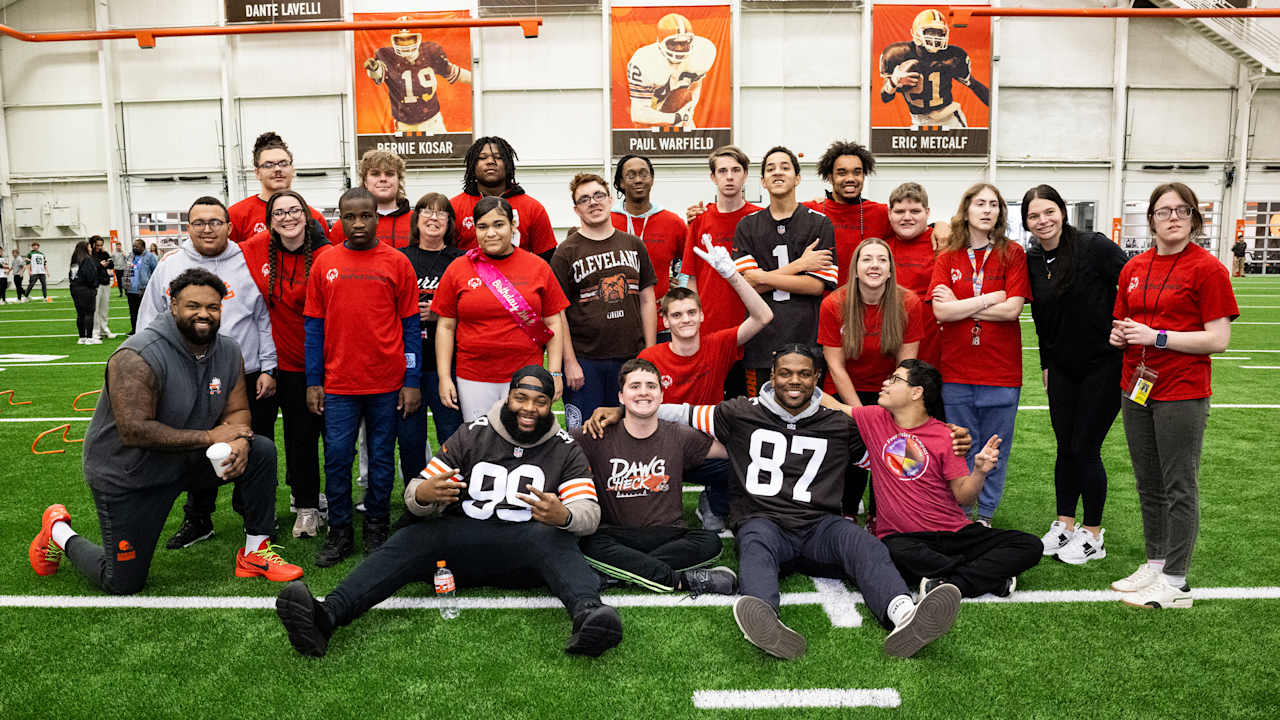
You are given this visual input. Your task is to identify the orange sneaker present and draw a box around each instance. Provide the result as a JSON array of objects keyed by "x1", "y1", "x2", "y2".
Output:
[
  {"x1": 235, "y1": 541, "x2": 304, "y2": 582},
  {"x1": 29, "y1": 504, "x2": 71, "y2": 576}
]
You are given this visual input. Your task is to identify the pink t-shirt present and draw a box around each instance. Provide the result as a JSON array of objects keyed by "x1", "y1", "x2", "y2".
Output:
[{"x1": 850, "y1": 405, "x2": 971, "y2": 538}]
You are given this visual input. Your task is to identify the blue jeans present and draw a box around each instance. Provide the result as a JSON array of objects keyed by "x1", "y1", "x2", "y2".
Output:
[
  {"x1": 563, "y1": 357, "x2": 625, "y2": 430},
  {"x1": 422, "y1": 370, "x2": 463, "y2": 446},
  {"x1": 324, "y1": 392, "x2": 398, "y2": 527},
  {"x1": 941, "y1": 383, "x2": 1020, "y2": 519}
]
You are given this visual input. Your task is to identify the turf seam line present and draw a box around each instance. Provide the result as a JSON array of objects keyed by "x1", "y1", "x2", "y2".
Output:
[{"x1": 691, "y1": 688, "x2": 902, "y2": 709}]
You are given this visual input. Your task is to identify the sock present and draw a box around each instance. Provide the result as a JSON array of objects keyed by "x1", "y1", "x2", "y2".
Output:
[
  {"x1": 887, "y1": 594, "x2": 914, "y2": 627},
  {"x1": 1146, "y1": 558, "x2": 1166, "y2": 571},
  {"x1": 51, "y1": 521, "x2": 77, "y2": 549},
  {"x1": 244, "y1": 534, "x2": 270, "y2": 555},
  {"x1": 1162, "y1": 573, "x2": 1187, "y2": 589}
]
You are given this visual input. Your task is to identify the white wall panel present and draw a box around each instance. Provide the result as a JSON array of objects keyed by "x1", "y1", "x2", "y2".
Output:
[
  {"x1": 1249, "y1": 90, "x2": 1280, "y2": 162},
  {"x1": 125, "y1": 177, "x2": 224, "y2": 212},
  {"x1": 999, "y1": 18, "x2": 1114, "y2": 88},
  {"x1": 122, "y1": 101, "x2": 223, "y2": 172},
  {"x1": 479, "y1": 15, "x2": 599, "y2": 91},
  {"x1": 870, "y1": 164, "x2": 988, "y2": 224},
  {"x1": 238, "y1": 96, "x2": 347, "y2": 167},
  {"x1": 0, "y1": 0, "x2": 97, "y2": 105},
  {"x1": 6, "y1": 106, "x2": 106, "y2": 174},
  {"x1": 113, "y1": 38, "x2": 223, "y2": 102},
  {"x1": 996, "y1": 88, "x2": 1111, "y2": 161},
  {"x1": 1128, "y1": 19, "x2": 1238, "y2": 87},
  {"x1": 741, "y1": 11, "x2": 860, "y2": 87},
  {"x1": 235, "y1": 34, "x2": 348, "y2": 97},
  {"x1": 1127, "y1": 89, "x2": 1232, "y2": 160},
  {"x1": 482, "y1": 89, "x2": 604, "y2": 162},
  {"x1": 738, "y1": 88, "x2": 859, "y2": 164}
]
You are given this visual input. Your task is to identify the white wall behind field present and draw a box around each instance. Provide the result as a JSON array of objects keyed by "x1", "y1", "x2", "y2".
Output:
[{"x1": 1, "y1": 0, "x2": 1277, "y2": 281}]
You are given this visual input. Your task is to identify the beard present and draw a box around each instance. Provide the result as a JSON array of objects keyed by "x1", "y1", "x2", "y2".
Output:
[
  {"x1": 499, "y1": 403, "x2": 554, "y2": 444},
  {"x1": 176, "y1": 314, "x2": 219, "y2": 346}
]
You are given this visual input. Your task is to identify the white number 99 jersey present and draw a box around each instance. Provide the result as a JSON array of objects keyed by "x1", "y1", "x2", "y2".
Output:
[{"x1": 627, "y1": 36, "x2": 717, "y2": 111}]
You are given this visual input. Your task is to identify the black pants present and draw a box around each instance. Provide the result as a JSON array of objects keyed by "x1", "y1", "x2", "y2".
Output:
[
  {"x1": 687, "y1": 457, "x2": 730, "y2": 517},
  {"x1": 324, "y1": 515, "x2": 603, "y2": 627},
  {"x1": 70, "y1": 286, "x2": 96, "y2": 338},
  {"x1": 29, "y1": 273, "x2": 47, "y2": 298},
  {"x1": 277, "y1": 369, "x2": 323, "y2": 509},
  {"x1": 738, "y1": 515, "x2": 908, "y2": 630},
  {"x1": 842, "y1": 389, "x2": 881, "y2": 517},
  {"x1": 114, "y1": 270, "x2": 125, "y2": 296},
  {"x1": 1047, "y1": 357, "x2": 1121, "y2": 526},
  {"x1": 0, "y1": 275, "x2": 8, "y2": 301},
  {"x1": 10, "y1": 274, "x2": 22, "y2": 299},
  {"x1": 63, "y1": 435, "x2": 277, "y2": 595},
  {"x1": 184, "y1": 371, "x2": 280, "y2": 520},
  {"x1": 881, "y1": 523, "x2": 1042, "y2": 598},
  {"x1": 580, "y1": 525, "x2": 722, "y2": 592},
  {"x1": 126, "y1": 292, "x2": 143, "y2": 333}
]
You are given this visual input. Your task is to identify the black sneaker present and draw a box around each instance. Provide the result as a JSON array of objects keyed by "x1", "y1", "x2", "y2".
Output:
[
  {"x1": 363, "y1": 518, "x2": 389, "y2": 554},
  {"x1": 885, "y1": 582, "x2": 961, "y2": 658},
  {"x1": 681, "y1": 566, "x2": 738, "y2": 597},
  {"x1": 165, "y1": 516, "x2": 214, "y2": 549},
  {"x1": 565, "y1": 603, "x2": 623, "y2": 657},
  {"x1": 275, "y1": 581, "x2": 333, "y2": 657},
  {"x1": 315, "y1": 525, "x2": 355, "y2": 568},
  {"x1": 732, "y1": 595, "x2": 806, "y2": 660}
]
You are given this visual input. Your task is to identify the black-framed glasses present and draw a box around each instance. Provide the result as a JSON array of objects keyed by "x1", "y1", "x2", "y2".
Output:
[
  {"x1": 575, "y1": 191, "x2": 610, "y2": 207},
  {"x1": 189, "y1": 219, "x2": 226, "y2": 230},
  {"x1": 1153, "y1": 206, "x2": 1193, "y2": 221},
  {"x1": 270, "y1": 207, "x2": 305, "y2": 220},
  {"x1": 884, "y1": 374, "x2": 913, "y2": 387}
]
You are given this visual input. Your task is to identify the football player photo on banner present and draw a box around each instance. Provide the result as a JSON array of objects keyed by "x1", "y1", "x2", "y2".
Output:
[
  {"x1": 870, "y1": 3, "x2": 991, "y2": 156},
  {"x1": 610, "y1": 3, "x2": 731, "y2": 158},
  {"x1": 354, "y1": 10, "x2": 473, "y2": 167}
]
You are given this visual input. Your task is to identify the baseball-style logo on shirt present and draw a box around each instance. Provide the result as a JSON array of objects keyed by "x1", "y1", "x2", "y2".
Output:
[
  {"x1": 605, "y1": 456, "x2": 669, "y2": 497},
  {"x1": 881, "y1": 432, "x2": 930, "y2": 481},
  {"x1": 326, "y1": 268, "x2": 339, "y2": 283}
]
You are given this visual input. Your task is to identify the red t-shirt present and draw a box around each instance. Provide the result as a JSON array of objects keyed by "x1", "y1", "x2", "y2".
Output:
[
  {"x1": 818, "y1": 287, "x2": 924, "y2": 393},
  {"x1": 803, "y1": 198, "x2": 892, "y2": 287},
  {"x1": 1113, "y1": 243, "x2": 1238, "y2": 401},
  {"x1": 239, "y1": 232, "x2": 332, "y2": 372},
  {"x1": 329, "y1": 207, "x2": 415, "y2": 249},
  {"x1": 612, "y1": 208, "x2": 687, "y2": 326},
  {"x1": 888, "y1": 227, "x2": 941, "y2": 367},
  {"x1": 303, "y1": 242, "x2": 419, "y2": 395},
  {"x1": 929, "y1": 243, "x2": 1032, "y2": 387},
  {"x1": 638, "y1": 327, "x2": 742, "y2": 405},
  {"x1": 429, "y1": 248, "x2": 570, "y2": 383},
  {"x1": 451, "y1": 191, "x2": 558, "y2": 257},
  {"x1": 851, "y1": 405, "x2": 971, "y2": 538},
  {"x1": 680, "y1": 202, "x2": 761, "y2": 334},
  {"x1": 227, "y1": 195, "x2": 336, "y2": 245}
]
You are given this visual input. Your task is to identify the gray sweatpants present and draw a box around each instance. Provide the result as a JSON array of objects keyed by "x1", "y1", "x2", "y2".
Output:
[{"x1": 1121, "y1": 395, "x2": 1209, "y2": 577}]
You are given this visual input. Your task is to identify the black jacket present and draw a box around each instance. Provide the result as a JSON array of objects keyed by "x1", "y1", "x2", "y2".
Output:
[
  {"x1": 1026, "y1": 231, "x2": 1128, "y2": 378},
  {"x1": 70, "y1": 255, "x2": 100, "y2": 290}
]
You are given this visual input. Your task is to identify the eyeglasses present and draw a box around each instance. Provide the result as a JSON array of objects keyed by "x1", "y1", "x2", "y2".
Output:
[
  {"x1": 189, "y1": 219, "x2": 226, "y2": 230},
  {"x1": 575, "y1": 191, "x2": 610, "y2": 207},
  {"x1": 622, "y1": 169, "x2": 652, "y2": 181},
  {"x1": 417, "y1": 209, "x2": 448, "y2": 219},
  {"x1": 884, "y1": 374, "x2": 913, "y2": 387},
  {"x1": 1153, "y1": 205, "x2": 1193, "y2": 221},
  {"x1": 258, "y1": 160, "x2": 292, "y2": 170},
  {"x1": 270, "y1": 207, "x2": 305, "y2": 220}
]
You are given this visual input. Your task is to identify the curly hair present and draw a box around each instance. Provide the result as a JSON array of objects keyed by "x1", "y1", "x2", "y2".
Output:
[{"x1": 816, "y1": 140, "x2": 875, "y2": 181}]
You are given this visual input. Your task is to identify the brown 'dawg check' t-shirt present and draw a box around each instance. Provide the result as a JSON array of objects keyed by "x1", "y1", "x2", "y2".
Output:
[
  {"x1": 551, "y1": 229, "x2": 656, "y2": 359},
  {"x1": 572, "y1": 420, "x2": 712, "y2": 529}
]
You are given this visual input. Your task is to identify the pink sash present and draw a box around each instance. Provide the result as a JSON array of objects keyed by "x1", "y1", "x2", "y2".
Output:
[{"x1": 467, "y1": 248, "x2": 554, "y2": 347}]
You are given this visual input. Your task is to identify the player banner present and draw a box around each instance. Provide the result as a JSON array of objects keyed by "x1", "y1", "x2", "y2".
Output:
[
  {"x1": 354, "y1": 10, "x2": 474, "y2": 167},
  {"x1": 610, "y1": 4, "x2": 732, "y2": 158},
  {"x1": 870, "y1": 4, "x2": 991, "y2": 157},
  {"x1": 225, "y1": 0, "x2": 342, "y2": 24}
]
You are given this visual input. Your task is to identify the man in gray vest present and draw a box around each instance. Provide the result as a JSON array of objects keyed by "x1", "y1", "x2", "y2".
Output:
[{"x1": 27, "y1": 268, "x2": 302, "y2": 594}]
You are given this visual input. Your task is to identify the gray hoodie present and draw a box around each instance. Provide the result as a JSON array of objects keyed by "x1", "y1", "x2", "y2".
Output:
[{"x1": 137, "y1": 239, "x2": 275, "y2": 373}]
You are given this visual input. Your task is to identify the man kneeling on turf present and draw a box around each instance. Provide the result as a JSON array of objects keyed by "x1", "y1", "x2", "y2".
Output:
[
  {"x1": 276, "y1": 366, "x2": 623, "y2": 657},
  {"x1": 828, "y1": 359, "x2": 1042, "y2": 597},
  {"x1": 28, "y1": 268, "x2": 302, "y2": 593},
  {"x1": 574, "y1": 358, "x2": 736, "y2": 595}
]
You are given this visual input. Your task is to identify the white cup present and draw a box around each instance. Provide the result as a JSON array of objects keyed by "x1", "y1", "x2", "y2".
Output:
[{"x1": 206, "y1": 442, "x2": 232, "y2": 478}]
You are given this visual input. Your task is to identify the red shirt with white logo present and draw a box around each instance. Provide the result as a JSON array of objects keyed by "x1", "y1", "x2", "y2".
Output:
[
  {"x1": 239, "y1": 231, "x2": 331, "y2": 372},
  {"x1": 803, "y1": 197, "x2": 892, "y2": 287},
  {"x1": 451, "y1": 190, "x2": 558, "y2": 257},
  {"x1": 303, "y1": 242, "x2": 419, "y2": 394},
  {"x1": 887, "y1": 227, "x2": 942, "y2": 367},
  {"x1": 1113, "y1": 242, "x2": 1238, "y2": 401},
  {"x1": 227, "y1": 195, "x2": 337, "y2": 245},
  {"x1": 929, "y1": 242, "x2": 1032, "y2": 387},
  {"x1": 680, "y1": 202, "x2": 760, "y2": 334},
  {"x1": 429, "y1": 248, "x2": 569, "y2": 383},
  {"x1": 638, "y1": 327, "x2": 742, "y2": 405},
  {"x1": 611, "y1": 209, "x2": 688, "y2": 324},
  {"x1": 818, "y1": 287, "x2": 924, "y2": 393}
]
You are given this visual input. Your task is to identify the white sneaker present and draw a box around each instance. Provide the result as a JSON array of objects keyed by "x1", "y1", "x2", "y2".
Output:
[
  {"x1": 1058, "y1": 527, "x2": 1105, "y2": 565},
  {"x1": 292, "y1": 508, "x2": 323, "y2": 539},
  {"x1": 1112, "y1": 563, "x2": 1163, "y2": 592},
  {"x1": 1041, "y1": 520, "x2": 1075, "y2": 556},
  {"x1": 105, "y1": 331, "x2": 117, "y2": 339},
  {"x1": 1122, "y1": 577, "x2": 1192, "y2": 609},
  {"x1": 86, "y1": 337, "x2": 103, "y2": 345},
  {"x1": 77, "y1": 337, "x2": 87, "y2": 345}
]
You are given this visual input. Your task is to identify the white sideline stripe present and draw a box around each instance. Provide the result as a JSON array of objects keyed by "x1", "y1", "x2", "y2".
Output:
[
  {"x1": 691, "y1": 688, "x2": 901, "y2": 710},
  {"x1": 0, "y1": 334, "x2": 80, "y2": 339},
  {"x1": 1212, "y1": 356, "x2": 1249, "y2": 360},
  {"x1": 0, "y1": 361, "x2": 109, "y2": 367},
  {"x1": 812, "y1": 576, "x2": 863, "y2": 627},
  {"x1": 1238, "y1": 306, "x2": 1280, "y2": 309},
  {"x1": 1227, "y1": 349, "x2": 1280, "y2": 353},
  {"x1": 4, "y1": 586, "x2": 1279, "y2": 611},
  {"x1": 0, "y1": 318, "x2": 125, "y2": 324},
  {"x1": 1232, "y1": 322, "x2": 1280, "y2": 325},
  {"x1": 1241, "y1": 366, "x2": 1280, "y2": 370}
]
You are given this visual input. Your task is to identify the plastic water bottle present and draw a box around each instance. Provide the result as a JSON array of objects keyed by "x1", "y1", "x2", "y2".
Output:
[{"x1": 434, "y1": 560, "x2": 459, "y2": 619}]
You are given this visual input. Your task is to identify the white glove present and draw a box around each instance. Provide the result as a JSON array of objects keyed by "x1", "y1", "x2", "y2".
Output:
[
  {"x1": 890, "y1": 59, "x2": 921, "y2": 89},
  {"x1": 691, "y1": 235, "x2": 735, "y2": 279},
  {"x1": 364, "y1": 57, "x2": 386, "y2": 84}
]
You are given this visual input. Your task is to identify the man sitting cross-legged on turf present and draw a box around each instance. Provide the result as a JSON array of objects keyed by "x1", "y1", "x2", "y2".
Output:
[
  {"x1": 276, "y1": 366, "x2": 623, "y2": 658},
  {"x1": 574, "y1": 358, "x2": 736, "y2": 595},
  {"x1": 587, "y1": 344, "x2": 971, "y2": 659},
  {"x1": 28, "y1": 268, "x2": 302, "y2": 593},
  {"x1": 825, "y1": 359, "x2": 1042, "y2": 598}
]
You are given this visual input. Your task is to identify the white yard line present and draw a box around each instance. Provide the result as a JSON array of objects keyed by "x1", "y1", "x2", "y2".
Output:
[
  {"x1": 1240, "y1": 366, "x2": 1280, "y2": 370},
  {"x1": 691, "y1": 689, "x2": 901, "y2": 710}
]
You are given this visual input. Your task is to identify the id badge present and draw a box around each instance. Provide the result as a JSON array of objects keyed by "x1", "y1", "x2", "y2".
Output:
[{"x1": 1127, "y1": 364, "x2": 1158, "y2": 406}]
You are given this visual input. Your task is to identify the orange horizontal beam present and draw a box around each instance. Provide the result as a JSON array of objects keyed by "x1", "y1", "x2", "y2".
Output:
[
  {"x1": 0, "y1": 17, "x2": 542, "y2": 48},
  {"x1": 952, "y1": 7, "x2": 1280, "y2": 25}
]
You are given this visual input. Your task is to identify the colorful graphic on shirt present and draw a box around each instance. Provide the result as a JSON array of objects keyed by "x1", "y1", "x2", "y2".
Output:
[
  {"x1": 604, "y1": 456, "x2": 671, "y2": 498},
  {"x1": 882, "y1": 431, "x2": 930, "y2": 481}
]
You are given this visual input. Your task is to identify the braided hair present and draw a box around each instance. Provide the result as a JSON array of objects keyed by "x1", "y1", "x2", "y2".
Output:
[
  {"x1": 264, "y1": 190, "x2": 319, "y2": 307},
  {"x1": 462, "y1": 136, "x2": 519, "y2": 196}
]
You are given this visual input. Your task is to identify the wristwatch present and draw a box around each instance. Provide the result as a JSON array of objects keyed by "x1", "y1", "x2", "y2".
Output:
[
  {"x1": 1154, "y1": 330, "x2": 1168, "y2": 349},
  {"x1": 263, "y1": 367, "x2": 277, "y2": 378}
]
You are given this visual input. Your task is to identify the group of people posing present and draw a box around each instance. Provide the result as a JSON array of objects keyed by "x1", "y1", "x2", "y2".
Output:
[{"x1": 27, "y1": 131, "x2": 1238, "y2": 660}]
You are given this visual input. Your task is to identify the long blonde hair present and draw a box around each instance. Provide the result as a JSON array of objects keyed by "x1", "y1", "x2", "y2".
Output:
[
  {"x1": 842, "y1": 237, "x2": 906, "y2": 359},
  {"x1": 946, "y1": 182, "x2": 1010, "y2": 255}
]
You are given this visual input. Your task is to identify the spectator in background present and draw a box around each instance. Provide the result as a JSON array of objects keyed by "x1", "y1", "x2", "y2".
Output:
[
  {"x1": 26, "y1": 242, "x2": 49, "y2": 302},
  {"x1": 91, "y1": 235, "x2": 117, "y2": 340},
  {"x1": 431, "y1": 197, "x2": 568, "y2": 422},
  {"x1": 110, "y1": 241, "x2": 128, "y2": 297},
  {"x1": 68, "y1": 241, "x2": 101, "y2": 345},
  {"x1": 228, "y1": 131, "x2": 334, "y2": 245},
  {"x1": 9, "y1": 248, "x2": 25, "y2": 302},
  {"x1": 125, "y1": 239, "x2": 158, "y2": 334},
  {"x1": 930, "y1": 183, "x2": 1030, "y2": 526},
  {"x1": 451, "y1": 137, "x2": 558, "y2": 261},
  {"x1": 149, "y1": 243, "x2": 160, "y2": 257},
  {"x1": 331, "y1": 149, "x2": 414, "y2": 249},
  {"x1": 0, "y1": 252, "x2": 10, "y2": 303},
  {"x1": 1231, "y1": 232, "x2": 1247, "y2": 277},
  {"x1": 611, "y1": 154, "x2": 687, "y2": 341}
]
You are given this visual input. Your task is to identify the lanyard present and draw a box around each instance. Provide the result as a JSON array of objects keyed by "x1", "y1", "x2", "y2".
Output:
[
  {"x1": 1141, "y1": 247, "x2": 1183, "y2": 329},
  {"x1": 967, "y1": 245, "x2": 992, "y2": 296},
  {"x1": 625, "y1": 213, "x2": 649, "y2": 244}
]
